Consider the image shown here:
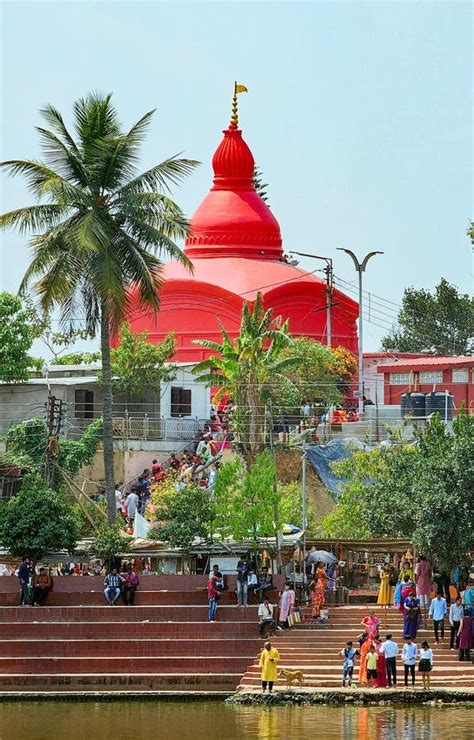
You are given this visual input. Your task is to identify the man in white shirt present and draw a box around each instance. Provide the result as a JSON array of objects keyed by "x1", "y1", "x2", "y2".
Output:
[
  {"x1": 449, "y1": 596, "x2": 464, "y2": 650},
  {"x1": 258, "y1": 599, "x2": 275, "y2": 638},
  {"x1": 380, "y1": 633, "x2": 399, "y2": 687},
  {"x1": 401, "y1": 636, "x2": 417, "y2": 687},
  {"x1": 429, "y1": 594, "x2": 448, "y2": 643},
  {"x1": 126, "y1": 489, "x2": 139, "y2": 521},
  {"x1": 114, "y1": 484, "x2": 123, "y2": 516},
  {"x1": 247, "y1": 570, "x2": 258, "y2": 601}
]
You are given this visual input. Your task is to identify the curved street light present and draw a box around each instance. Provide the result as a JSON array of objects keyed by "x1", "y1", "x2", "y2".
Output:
[{"x1": 337, "y1": 248, "x2": 384, "y2": 416}]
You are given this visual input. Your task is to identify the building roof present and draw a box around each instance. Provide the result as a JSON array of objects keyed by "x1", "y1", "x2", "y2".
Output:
[
  {"x1": 363, "y1": 352, "x2": 427, "y2": 360},
  {"x1": 377, "y1": 356, "x2": 474, "y2": 373}
]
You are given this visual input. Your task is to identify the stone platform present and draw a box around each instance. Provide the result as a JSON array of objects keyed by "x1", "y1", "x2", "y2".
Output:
[{"x1": 0, "y1": 575, "x2": 280, "y2": 693}]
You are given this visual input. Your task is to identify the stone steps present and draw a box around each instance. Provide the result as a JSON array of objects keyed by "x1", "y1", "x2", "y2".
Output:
[
  {"x1": 0, "y1": 605, "x2": 256, "y2": 622},
  {"x1": 237, "y1": 605, "x2": 474, "y2": 690},
  {"x1": 2, "y1": 638, "x2": 260, "y2": 657},
  {"x1": 0, "y1": 674, "x2": 239, "y2": 691},
  {"x1": 0, "y1": 656, "x2": 255, "y2": 674},
  {"x1": 0, "y1": 591, "x2": 274, "y2": 607},
  {"x1": 0, "y1": 621, "x2": 257, "y2": 640}
]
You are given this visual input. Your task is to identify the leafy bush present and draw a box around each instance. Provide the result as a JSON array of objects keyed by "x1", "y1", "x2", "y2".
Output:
[
  {"x1": 91, "y1": 524, "x2": 130, "y2": 565},
  {"x1": 149, "y1": 485, "x2": 215, "y2": 549},
  {"x1": 0, "y1": 474, "x2": 78, "y2": 563},
  {"x1": 72, "y1": 498, "x2": 108, "y2": 537}
]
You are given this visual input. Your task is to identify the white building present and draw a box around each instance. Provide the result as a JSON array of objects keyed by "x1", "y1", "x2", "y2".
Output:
[{"x1": 0, "y1": 362, "x2": 211, "y2": 444}]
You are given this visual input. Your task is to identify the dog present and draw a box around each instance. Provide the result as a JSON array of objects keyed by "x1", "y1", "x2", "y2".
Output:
[{"x1": 279, "y1": 669, "x2": 304, "y2": 689}]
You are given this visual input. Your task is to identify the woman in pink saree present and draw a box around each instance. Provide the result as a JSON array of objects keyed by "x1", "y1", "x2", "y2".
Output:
[
  {"x1": 278, "y1": 584, "x2": 295, "y2": 627},
  {"x1": 361, "y1": 611, "x2": 380, "y2": 641}
]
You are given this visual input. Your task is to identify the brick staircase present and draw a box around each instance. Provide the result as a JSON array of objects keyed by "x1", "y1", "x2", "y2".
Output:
[
  {"x1": 238, "y1": 605, "x2": 474, "y2": 689},
  {"x1": 0, "y1": 575, "x2": 280, "y2": 693}
]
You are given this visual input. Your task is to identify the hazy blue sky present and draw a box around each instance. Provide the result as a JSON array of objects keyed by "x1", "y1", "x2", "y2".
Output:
[{"x1": 1, "y1": 0, "x2": 472, "y2": 353}]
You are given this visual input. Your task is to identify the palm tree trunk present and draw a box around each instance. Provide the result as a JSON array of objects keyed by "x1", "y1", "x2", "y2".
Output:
[{"x1": 100, "y1": 303, "x2": 116, "y2": 524}]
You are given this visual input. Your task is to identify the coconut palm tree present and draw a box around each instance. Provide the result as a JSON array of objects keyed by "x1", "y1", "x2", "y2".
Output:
[
  {"x1": 193, "y1": 293, "x2": 301, "y2": 451},
  {"x1": 0, "y1": 94, "x2": 198, "y2": 522}
]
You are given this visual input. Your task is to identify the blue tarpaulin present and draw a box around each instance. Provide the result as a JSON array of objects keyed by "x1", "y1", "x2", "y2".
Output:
[{"x1": 306, "y1": 438, "x2": 367, "y2": 497}]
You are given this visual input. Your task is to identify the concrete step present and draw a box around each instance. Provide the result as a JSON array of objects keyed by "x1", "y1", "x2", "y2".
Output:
[
  {"x1": 0, "y1": 621, "x2": 259, "y2": 640},
  {"x1": 0, "y1": 656, "x2": 255, "y2": 674},
  {"x1": 0, "y1": 606, "x2": 257, "y2": 623},
  {"x1": 240, "y1": 676, "x2": 474, "y2": 687},
  {"x1": 3, "y1": 639, "x2": 261, "y2": 658},
  {"x1": 0, "y1": 673, "x2": 241, "y2": 690},
  {"x1": 0, "y1": 591, "x2": 278, "y2": 607},
  {"x1": 0, "y1": 575, "x2": 285, "y2": 594}
]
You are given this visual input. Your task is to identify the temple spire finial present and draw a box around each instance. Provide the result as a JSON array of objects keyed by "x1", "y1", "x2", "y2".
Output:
[{"x1": 230, "y1": 82, "x2": 248, "y2": 128}]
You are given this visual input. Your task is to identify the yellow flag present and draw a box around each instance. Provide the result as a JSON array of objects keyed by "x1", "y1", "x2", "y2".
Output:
[{"x1": 235, "y1": 84, "x2": 248, "y2": 94}]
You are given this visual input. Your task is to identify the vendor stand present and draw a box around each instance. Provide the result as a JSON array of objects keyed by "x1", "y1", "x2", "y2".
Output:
[{"x1": 305, "y1": 538, "x2": 413, "y2": 604}]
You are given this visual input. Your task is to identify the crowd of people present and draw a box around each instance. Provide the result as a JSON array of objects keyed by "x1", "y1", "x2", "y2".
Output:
[
  {"x1": 112, "y1": 419, "x2": 230, "y2": 528},
  {"x1": 206, "y1": 556, "x2": 302, "y2": 634}
]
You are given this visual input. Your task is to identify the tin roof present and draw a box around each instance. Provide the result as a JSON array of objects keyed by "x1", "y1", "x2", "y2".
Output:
[{"x1": 377, "y1": 356, "x2": 474, "y2": 373}]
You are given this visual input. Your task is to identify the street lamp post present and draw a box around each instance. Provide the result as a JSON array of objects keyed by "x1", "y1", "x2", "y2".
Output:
[
  {"x1": 289, "y1": 252, "x2": 333, "y2": 347},
  {"x1": 336, "y1": 248, "x2": 384, "y2": 416}
]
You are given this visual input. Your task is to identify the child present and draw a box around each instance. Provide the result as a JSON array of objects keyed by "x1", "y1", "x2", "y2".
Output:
[
  {"x1": 339, "y1": 640, "x2": 359, "y2": 687},
  {"x1": 366, "y1": 644, "x2": 378, "y2": 687},
  {"x1": 418, "y1": 640, "x2": 433, "y2": 689}
]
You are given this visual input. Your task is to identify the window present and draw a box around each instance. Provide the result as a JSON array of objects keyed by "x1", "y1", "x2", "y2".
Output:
[
  {"x1": 75, "y1": 389, "x2": 95, "y2": 419},
  {"x1": 452, "y1": 368, "x2": 469, "y2": 383},
  {"x1": 170, "y1": 387, "x2": 192, "y2": 417},
  {"x1": 390, "y1": 372, "x2": 413, "y2": 385},
  {"x1": 419, "y1": 371, "x2": 443, "y2": 384}
]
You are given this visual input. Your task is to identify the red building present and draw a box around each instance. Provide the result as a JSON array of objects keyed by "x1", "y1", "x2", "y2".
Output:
[
  {"x1": 124, "y1": 102, "x2": 359, "y2": 361},
  {"x1": 377, "y1": 356, "x2": 474, "y2": 410}
]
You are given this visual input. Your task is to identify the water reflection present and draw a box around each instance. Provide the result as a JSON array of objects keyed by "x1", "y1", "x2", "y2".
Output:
[{"x1": 0, "y1": 700, "x2": 471, "y2": 740}]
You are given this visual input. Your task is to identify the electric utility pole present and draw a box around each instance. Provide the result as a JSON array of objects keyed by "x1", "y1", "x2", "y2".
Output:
[{"x1": 289, "y1": 251, "x2": 334, "y2": 347}]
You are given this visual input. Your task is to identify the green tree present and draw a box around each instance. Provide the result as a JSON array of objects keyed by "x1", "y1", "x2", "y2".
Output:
[
  {"x1": 109, "y1": 323, "x2": 176, "y2": 397},
  {"x1": 381, "y1": 278, "x2": 474, "y2": 355},
  {"x1": 321, "y1": 413, "x2": 474, "y2": 567},
  {"x1": 253, "y1": 166, "x2": 269, "y2": 205},
  {"x1": 149, "y1": 484, "x2": 215, "y2": 549},
  {"x1": 271, "y1": 338, "x2": 358, "y2": 414},
  {"x1": 91, "y1": 524, "x2": 130, "y2": 568},
  {"x1": 0, "y1": 475, "x2": 78, "y2": 564},
  {"x1": 4, "y1": 417, "x2": 102, "y2": 484},
  {"x1": 193, "y1": 293, "x2": 301, "y2": 450},
  {"x1": 213, "y1": 451, "x2": 284, "y2": 547},
  {"x1": 0, "y1": 94, "x2": 198, "y2": 522},
  {"x1": 50, "y1": 351, "x2": 101, "y2": 365},
  {"x1": 0, "y1": 292, "x2": 41, "y2": 382}
]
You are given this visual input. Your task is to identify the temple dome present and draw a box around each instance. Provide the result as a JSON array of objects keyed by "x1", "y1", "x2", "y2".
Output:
[
  {"x1": 184, "y1": 123, "x2": 283, "y2": 260},
  {"x1": 121, "y1": 98, "x2": 359, "y2": 363}
]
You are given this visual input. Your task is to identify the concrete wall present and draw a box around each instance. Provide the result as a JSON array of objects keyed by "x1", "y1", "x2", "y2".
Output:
[
  {"x1": 160, "y1": 366, "x2": 210, "y2": 419},
  {"x1": 0, "y1": 385, "x2": 48, "y2": 436},
  {"x1": 76, "y1": 450, "x2": 124, "y2": 495}
]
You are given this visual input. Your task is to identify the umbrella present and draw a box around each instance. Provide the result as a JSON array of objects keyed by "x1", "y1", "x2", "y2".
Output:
[{"x1": 307, "y1": 550, "x2": 338, "y2": 564}]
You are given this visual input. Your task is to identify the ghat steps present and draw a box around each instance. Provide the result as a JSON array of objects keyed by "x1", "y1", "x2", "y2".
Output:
[{"x1": 238, "y1": 606, "x2": 474, "y2": 689}]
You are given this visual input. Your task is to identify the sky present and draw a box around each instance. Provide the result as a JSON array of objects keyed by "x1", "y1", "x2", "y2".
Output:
[{"x1": 1, "y1": 0, "x2": 472, "y2": 355}]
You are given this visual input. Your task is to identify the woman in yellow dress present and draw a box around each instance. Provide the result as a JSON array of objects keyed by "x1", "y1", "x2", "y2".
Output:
[
  {"x1": 259, "y1": 640, "x2": 280, "y2": 692},
  {"x1": 377, "y1": 564, "x2": 393, "y2": 606}
]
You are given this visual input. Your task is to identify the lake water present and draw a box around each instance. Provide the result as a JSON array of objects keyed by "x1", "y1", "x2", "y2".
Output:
[{"x1": 0, "y1": 700, "x2": 472, "y2": 740}]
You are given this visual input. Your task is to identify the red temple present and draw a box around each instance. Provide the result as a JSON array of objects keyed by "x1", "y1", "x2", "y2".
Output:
[{"x1": 125, "y1": 104, "x2": 359, "y2": 361}]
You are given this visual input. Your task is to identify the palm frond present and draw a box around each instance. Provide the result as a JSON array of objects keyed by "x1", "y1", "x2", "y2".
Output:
[
  {"x1": 116, "y1": 156, "x2": 199, "y2": 196},
  {"x1": 39, "y1": 104, "x2": 79, "y2": 152},
  {"x1": 0, "y1": 204, "x2": 69, "y2": 234},
  {"x1": 36, "y1": 127, "x2": 87, "y2": 185},
  {"x1": 124, "y1": 217, "x2": 192, "y2": 270},
  {"x1": 74, "y1": 93, "x2": 119, "y2": 144}
]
